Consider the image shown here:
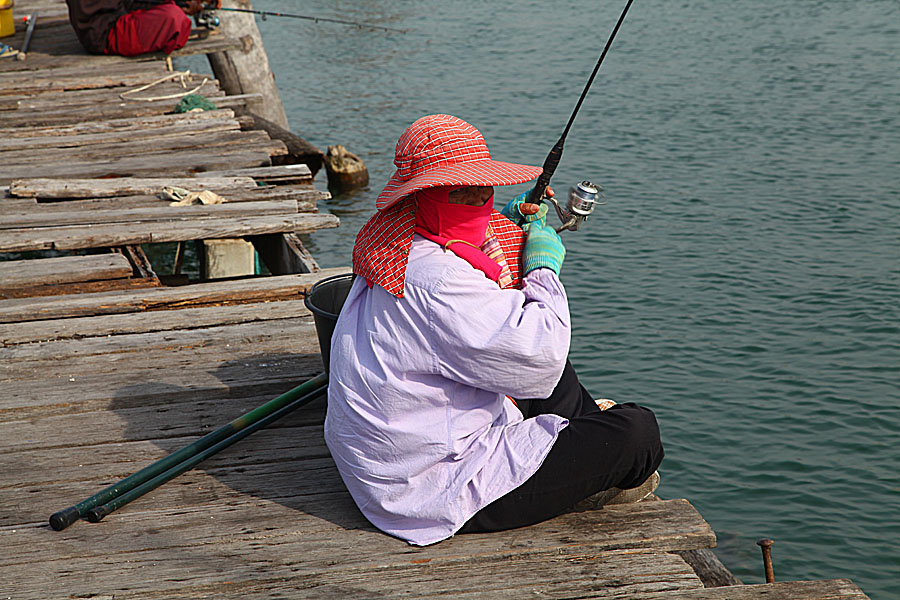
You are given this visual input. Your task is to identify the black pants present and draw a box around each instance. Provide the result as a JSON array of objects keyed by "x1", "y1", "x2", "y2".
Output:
[{"x1": 459, "y1": 360, "x2": 664, "y2": 533}]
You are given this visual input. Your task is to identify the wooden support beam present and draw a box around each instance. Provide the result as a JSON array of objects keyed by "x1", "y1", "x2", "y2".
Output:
[
  {"x1": 249, "y1": 232, "x2": 320, "y2": 275},
  {"x1": 236, "y1": 111, "x2": 324, "y2": 176},
  {"x1": 199, "y1": 238, "x2": 257, "y2": 279},
  {"x1": 205, "y1": 0, "x2": 289, "y2": 128},
  {"x1": 115, "y1": 245, "x2": 158, "y2": 280}
]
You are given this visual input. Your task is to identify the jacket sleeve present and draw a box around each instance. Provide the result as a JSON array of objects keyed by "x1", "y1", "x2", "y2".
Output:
[{"x1": 420, "y1": 266, "x2": 571, "y2": 399}]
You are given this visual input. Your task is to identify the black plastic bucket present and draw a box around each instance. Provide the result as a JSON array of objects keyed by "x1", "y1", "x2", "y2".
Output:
[{"x1": 304, "y1": 273, "x2": 355, "y2": 374}]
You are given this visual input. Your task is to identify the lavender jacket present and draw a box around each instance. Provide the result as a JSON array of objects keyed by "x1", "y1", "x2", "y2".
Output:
[{"x1": 324, "y1": 235, "x2": 571, "y2": 545}]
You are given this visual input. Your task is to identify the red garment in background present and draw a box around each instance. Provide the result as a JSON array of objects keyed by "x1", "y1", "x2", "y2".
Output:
[{"x1": 106, "y1": 1, "x2": 190, "y2": 56}]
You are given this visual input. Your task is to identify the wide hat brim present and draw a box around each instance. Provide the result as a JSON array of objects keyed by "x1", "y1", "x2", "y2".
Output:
[{"x1": 376, "y1": 159, "x2": 543, "y2": 211}]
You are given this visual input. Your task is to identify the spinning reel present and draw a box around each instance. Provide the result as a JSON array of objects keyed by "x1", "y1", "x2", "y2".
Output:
[{"x1": 546, "y1": 180, "x2": 604, "y2": 233}]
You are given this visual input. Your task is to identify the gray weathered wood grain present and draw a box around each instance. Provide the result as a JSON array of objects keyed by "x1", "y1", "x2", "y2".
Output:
[
  {"x1": 0, "y1": 299, "x2": 310, "y2": 345},
  {"x1": 0, "y1": 199, "x2": 303, "y2": 229},
  {"x1": 8, "y1": 175, "x2": 257, "y2": 198},
  {"x1": 0, "y1": 253, "x2": 132, "y2": 288},
  {"x1": 0, "y1": 211, "x2": 339, "y2": 253},
  {"x1": 0, "y1": 268, "x2": 347, "y2": 323}
]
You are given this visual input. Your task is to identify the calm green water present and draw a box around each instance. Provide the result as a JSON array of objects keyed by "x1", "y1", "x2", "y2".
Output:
[{"x1": 184, "y1": 1, "x2": 900, "y2": 595}]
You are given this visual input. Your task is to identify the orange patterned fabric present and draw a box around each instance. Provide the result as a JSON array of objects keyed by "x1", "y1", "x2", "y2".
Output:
[
  {"x1": 376, "y1": 115, "x2": 542, "y2": 211},
  {"x1": 480, "y1": 226, "x2": 513, "y2": 289},
  {"x1": 353, "y1": 199, "x2": 525, "y2": 298}
]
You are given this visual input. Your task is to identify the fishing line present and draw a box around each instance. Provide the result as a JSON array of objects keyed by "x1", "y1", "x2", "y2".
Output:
[
  {"x1": 527, "y1": 0, "x2": 636, "y2": 231},
  {"x1": 214, "y1": 6, "x2": 408, "y2": 34}
]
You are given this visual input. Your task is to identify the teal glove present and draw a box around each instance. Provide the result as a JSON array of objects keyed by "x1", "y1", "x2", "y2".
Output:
[
  {"x1": 500, "y1": 189, "x2": 549, "y2": 230},
  {"x1": 522, "y1": 221, "x2": 566, "y2": 276}
]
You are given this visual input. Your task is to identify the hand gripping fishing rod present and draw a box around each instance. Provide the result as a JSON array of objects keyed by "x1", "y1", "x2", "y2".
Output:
[{"x1": 528, "y1": 0, "x2": 636, "y2": 232}]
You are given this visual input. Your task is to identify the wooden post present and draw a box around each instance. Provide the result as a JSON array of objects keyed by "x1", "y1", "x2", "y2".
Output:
[
  {"x1": 249, "y1": 232, "x2": 320, "y2": 275},
  {"x1": 206, "y1": 0, "x2": 290, "y2": 129},
  {"x1": 200, "y1": 238, "x2": 257, "y2": 279}
]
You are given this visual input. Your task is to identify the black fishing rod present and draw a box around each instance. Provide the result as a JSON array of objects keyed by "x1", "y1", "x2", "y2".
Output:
[
  {"x1": 214, "y1": 6, "x2": 407, "y2": 33},
  {"x1": 529, "y1": 0, "x2": 636, "y2": 232}
]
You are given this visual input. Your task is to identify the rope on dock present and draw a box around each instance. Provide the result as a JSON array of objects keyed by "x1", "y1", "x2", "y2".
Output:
[{"x1": 119, "y1": 70, "x2": 208, "y2": 102}]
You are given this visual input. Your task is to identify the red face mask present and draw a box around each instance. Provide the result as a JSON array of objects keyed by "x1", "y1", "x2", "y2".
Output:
[{"x1": 413, "y1": 187, "x2": 503, "y2": 282}]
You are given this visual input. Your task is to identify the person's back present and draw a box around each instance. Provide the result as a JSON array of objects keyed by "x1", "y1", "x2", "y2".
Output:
[{"x1": 325, "y1": 235, "x2": 570, "y2": 545}]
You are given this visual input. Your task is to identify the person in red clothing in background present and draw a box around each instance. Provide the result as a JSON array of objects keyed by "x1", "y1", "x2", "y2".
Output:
[{"x1": 65, "y1": 0, "x2": 219, "y2": 57}]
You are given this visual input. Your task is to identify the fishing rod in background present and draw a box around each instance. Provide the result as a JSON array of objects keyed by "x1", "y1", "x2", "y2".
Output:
[
  {"x1": 182, "y1": 1, "x2": 408, "y2": 34},
  {"x1": 529, "y1": 0, "x2": 636, "y2": 233}
]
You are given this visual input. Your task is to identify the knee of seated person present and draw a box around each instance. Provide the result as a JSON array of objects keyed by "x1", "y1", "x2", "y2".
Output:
[{"x1": 617, "y1": 403, "x2": 662, "y2": 449}]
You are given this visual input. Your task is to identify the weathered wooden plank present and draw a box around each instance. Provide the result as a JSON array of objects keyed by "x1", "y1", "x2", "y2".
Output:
[
  {"x1": 6, "y1": 78, "x2": 222, "y2": 109},
  {"x1": 1, "y1": 190, "x2": 323, "y2": 215},
  {"x1": 0, "y1": 495, "x2": 713, "y2": 598},
  {"x1": 0, "y1": 352, "x2": 324, "y2": 421},
  {"x1": 0, "y1": 199, "x2": 302, "y2": 229},
  {"x1": 180, "y1": 551, "x2": 692, "y2": 600},
  {"x1": 0, "y1": 92, "x2": 262, "y2": 128},
  {"x1": 0, "y1": 117, "x2": 241, "y2": 152},
  {"x1": 677, "y1": 548, "x2": 743, "y2": 587},
  {"x1": 8, "y1": 176, "x2": 257, "y2": 198},
  {"x1": 199, "y1": 164, "x2": 313, "y2": 179},
  {"x1": 0, "y1": 87, "x2": 224, "y2": 123},
  {"x1": 4, "y1": 543, "x2": 703, "y2": 600},
  {"x1": 0, "y1": 60, "x2": 172, "y2": 88},
  {"x1": 0, "y1": 109, "x2": 237, "y2": 140},
  {"x1": 5, "y1": 184, "x2": 322, "y2": 206},
  {"x1": 0, "y1": 69, "x2": 209, "y2": 96},
  {"x1": 635, "y1": 579, "x2": 870, "y2": 599},
  {"x1": 0, "y1": 390, "x2": 326, "y2": 453},
  {"x1": 0, "y1": 130, "x2": 286, "y2": 165},
  {"x1": 0, "y1": 147, "x2": 275, "y2": 188},
  {"x1": 0, "y1": 421, "x2": 333, "y2": 489},
  {"x1": 0, "y1": 211, "x2": 338, "y2": 253},
  {"x1": 1, "y1": 314, "x2": 318, "y2": 365},
  {"x1": 0, "y1": 327, "x2": 324, "y2": 420},
  {"x1": 0, "y1": 253, "x2": 132, "y2": 288},
  {"x1": 0, "y1": 276, "x2": 161, "y2": 299},
  {"x1": 0, "y1": 268, "x2": 347, "y2": 323}
]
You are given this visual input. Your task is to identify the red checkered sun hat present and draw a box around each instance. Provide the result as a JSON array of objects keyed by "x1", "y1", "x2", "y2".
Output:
[{"x1": 375, "y1": 114, "x2": 543, "y2": 211}]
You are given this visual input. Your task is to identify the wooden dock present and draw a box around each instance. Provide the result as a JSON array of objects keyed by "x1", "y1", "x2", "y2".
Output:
[{"x1": 0, "y1": 1, "x2": 872, "y2": 598}]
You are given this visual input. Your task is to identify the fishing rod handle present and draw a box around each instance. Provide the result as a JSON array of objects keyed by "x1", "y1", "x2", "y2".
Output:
[
  {"x1": 528, "y1": 138, "x2": 565, "y2": 204},
  {"x1": 49, "y1": 506, "x2": 81, "y2": 531}
]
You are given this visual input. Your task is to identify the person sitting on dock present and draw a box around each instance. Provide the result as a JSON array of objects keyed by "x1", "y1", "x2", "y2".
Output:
[
  {"x1": 324, "y1": 114, "x2": 663, "y2": 546},
  {"x1": 64, "y1": 0, "x2": 217, "y2": 57}
]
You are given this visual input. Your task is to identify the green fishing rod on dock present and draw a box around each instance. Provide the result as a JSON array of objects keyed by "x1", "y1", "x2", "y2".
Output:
[{"x1": 49, "y1": 372, "x2": 328, "y2": 530}]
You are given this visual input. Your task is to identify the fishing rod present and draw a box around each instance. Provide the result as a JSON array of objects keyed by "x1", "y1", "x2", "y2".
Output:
[
  {"x1": 49, "y1": 372, "x2": 328, "y2": 530},
  {"x1": 218, "y1": 7, "x2": 406, "y2": 33},
  {"x1": 186, "y1": 2, "x2": 407, "y2": 34},
  {"x1": 529, "y1": 0, "x2": 636, "y2": 232}
]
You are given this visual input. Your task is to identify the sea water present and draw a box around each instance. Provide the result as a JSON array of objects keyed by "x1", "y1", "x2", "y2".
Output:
[{"x1": 183, "y1": 1, "x2": 900, "y2": 596}]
